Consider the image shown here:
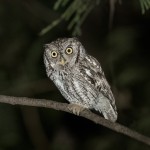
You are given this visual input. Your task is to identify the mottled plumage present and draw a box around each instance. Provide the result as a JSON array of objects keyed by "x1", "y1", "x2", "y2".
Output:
[{"x1": 44, "y1": 38, "x2": 117, "y2": 122}]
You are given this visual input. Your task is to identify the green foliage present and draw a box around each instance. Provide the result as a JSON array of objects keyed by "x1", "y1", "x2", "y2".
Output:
[
  {"x1": 40, "y1": 0, "x2": 150, "y2": 36},
  {"x1": 139, "y1": 0, "x2": 150, "y2": 14},
  {"x1": 39, "y1": 0, "x2": 101, "y2": 36}
]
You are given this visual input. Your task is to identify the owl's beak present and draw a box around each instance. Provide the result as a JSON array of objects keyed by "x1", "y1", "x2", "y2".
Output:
[{"x1": 59, "y1": 57, "x2": 66, "y2": 66}]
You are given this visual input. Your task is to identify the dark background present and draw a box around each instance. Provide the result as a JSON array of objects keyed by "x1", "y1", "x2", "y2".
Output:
[{"x1": 0, "y1": 0, "x2": 150, "y2": 150}]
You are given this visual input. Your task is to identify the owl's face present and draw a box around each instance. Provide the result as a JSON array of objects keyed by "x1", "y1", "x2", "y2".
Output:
[{"x1": 44, "y1": 38, "x2": 86, "y2": 70}]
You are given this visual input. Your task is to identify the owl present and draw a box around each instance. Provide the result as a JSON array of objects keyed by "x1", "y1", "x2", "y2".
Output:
[{"x1": 44, "y1": 37, "x2": 117, "y2": 122}]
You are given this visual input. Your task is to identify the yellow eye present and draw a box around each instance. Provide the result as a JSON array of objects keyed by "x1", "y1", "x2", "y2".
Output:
[
  {"x1": 65, "y1": 47, "x2": 73, "y2": 54},
  {"x1": 51, "y1": 51, "x2": 58, "y2": 58}
]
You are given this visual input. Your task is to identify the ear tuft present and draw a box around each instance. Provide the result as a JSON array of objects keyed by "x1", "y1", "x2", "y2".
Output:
[
  {"x1": 72, "y1": 37, "x2": 79, "y2": 41},
  {"x1": 44, "y1": 44, "x2": 49, "y2": 49}
]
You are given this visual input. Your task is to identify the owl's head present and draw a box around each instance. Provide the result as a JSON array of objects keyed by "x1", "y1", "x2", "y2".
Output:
[{"x1": 44, "y1": 38, "x2": 86, "y2": 70}]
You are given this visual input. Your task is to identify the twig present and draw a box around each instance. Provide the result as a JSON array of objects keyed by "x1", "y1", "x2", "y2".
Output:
[
  {"x1": 109, "y1": 0, "x2": 122, "y2": 30},
  {"x1": 0, "y1": 95, "x2": 150, "y2": 146}
]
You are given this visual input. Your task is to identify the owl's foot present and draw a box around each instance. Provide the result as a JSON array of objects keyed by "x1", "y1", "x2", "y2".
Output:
[{"x1": 68, "y1": 104, "x2": 85, "y2": 116}]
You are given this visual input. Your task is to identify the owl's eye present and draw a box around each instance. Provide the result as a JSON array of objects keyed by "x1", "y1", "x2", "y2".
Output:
[
  {"x1": 65, "y1": 47, "x2": 73, "y2": 55},
  {"x1": 51, "y1": 51, "x2": 58, "y2": 58}
]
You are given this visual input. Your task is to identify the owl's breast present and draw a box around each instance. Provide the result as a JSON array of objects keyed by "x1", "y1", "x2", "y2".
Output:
[
  {"x1": 52, "y1": 68, "x2": 98, "y2": 108},
  {"x1": 67, "y1": 68, "x2": 99, "y2": 107},
  {"x1": 52, "y1": 70, "x2": 68, "y2": 91}
]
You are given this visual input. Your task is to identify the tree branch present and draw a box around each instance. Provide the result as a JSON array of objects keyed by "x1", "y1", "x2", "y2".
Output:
[{"x1": 0, "y1": 95, "x2": 150, "y2": 146}]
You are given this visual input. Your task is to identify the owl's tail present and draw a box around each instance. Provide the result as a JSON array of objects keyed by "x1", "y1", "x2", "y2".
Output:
[
  {"x1": 95, "y1": 97, "x2": 118, "y2": 122},
  {"x1": 102, "y1": 105, "x2": 117, "y2": 122}
]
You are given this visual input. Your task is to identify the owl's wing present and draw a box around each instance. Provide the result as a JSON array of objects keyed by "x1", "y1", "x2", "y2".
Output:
[{"x1": 80, "y1": 55, "x2": 117, "y2": 113}]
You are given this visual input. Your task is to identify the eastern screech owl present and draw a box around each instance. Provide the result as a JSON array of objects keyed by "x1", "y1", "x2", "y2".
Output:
[{"x1": 44, "y1": 38, "x2": 117, "y2": 122}]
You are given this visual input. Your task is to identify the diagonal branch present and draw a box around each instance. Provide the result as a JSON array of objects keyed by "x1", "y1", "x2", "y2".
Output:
[{"x1": 0, "y1": 95, "x2": 150, "y2": 146}]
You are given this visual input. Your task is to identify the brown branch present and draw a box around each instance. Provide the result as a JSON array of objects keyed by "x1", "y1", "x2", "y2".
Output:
[{"x1": 0, "y1": 95, "x2": 150, "y2": 146}]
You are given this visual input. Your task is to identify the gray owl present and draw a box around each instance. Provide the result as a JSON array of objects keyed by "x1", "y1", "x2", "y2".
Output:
[{"x1": 44, "y1": 38, "x2": 117, "y2": 122}]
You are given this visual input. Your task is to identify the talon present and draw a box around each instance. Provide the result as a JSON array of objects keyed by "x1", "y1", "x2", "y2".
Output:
[{"x1": 68, "y1": 104, "x2": 85, "y2": 115}]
